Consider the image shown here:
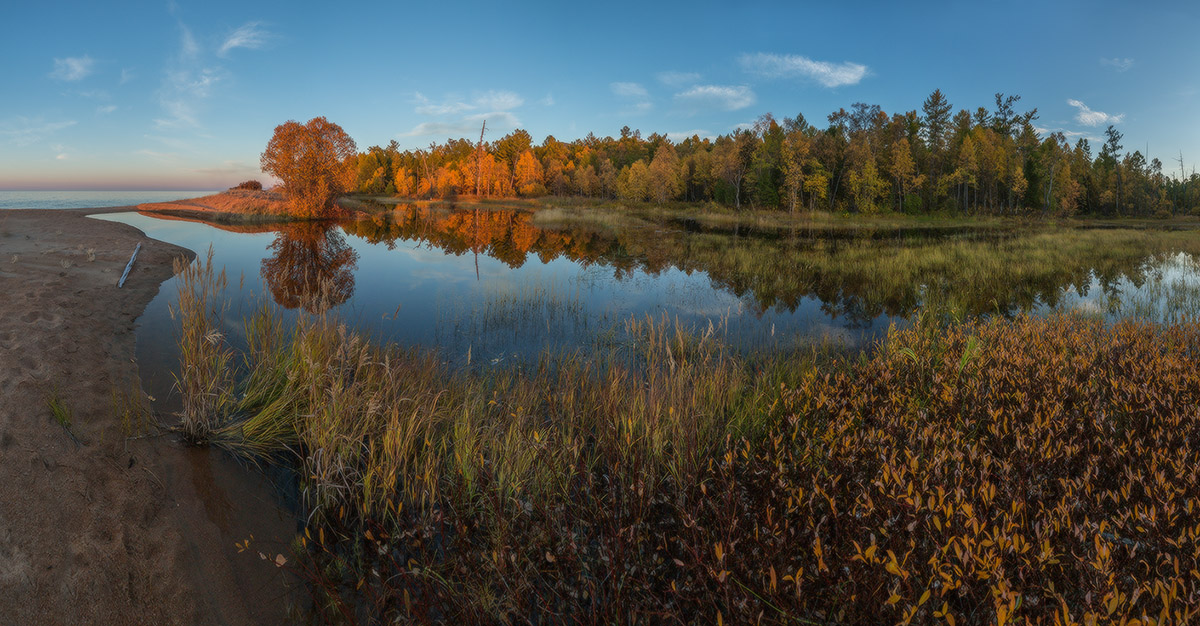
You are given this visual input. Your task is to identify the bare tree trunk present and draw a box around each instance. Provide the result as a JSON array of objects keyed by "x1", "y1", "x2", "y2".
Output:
[{"x1": 475, "y1": 120, "x2": 486, "y2": 197}]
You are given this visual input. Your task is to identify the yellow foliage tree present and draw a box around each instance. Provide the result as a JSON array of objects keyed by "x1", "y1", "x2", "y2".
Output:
[{"x1": 515, "y1": 150, "x2": 544, "y2": 196}]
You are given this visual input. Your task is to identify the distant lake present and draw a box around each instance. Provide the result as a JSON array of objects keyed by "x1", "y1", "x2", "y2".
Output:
[{"x1": 0, "y1": 190, "x2": 217, "y2": 210}]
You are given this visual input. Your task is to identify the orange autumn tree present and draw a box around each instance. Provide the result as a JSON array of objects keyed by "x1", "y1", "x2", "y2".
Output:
[{"x1": 261, "y1": 117, "x2": 357, "y2": 218}]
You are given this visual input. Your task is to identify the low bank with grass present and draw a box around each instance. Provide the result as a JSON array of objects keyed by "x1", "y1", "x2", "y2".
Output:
[{"x1": 173, "y1": 250, "x2": 1200, "y2": 624}]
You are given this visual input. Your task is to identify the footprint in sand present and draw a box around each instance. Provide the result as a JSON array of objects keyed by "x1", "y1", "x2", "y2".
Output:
[{"x1": 19, "y1": 310, "x2": 61, "y2": 327}]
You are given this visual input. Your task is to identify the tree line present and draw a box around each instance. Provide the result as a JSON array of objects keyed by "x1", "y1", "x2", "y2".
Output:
[{"x1": 344, "y1": 91, "x2": 1200, "y2": 217}]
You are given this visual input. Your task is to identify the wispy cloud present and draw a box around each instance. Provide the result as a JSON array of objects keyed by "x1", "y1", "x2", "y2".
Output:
[
  {"x1": 413, "y1": 91, "x2": 523, "y2": 116},
  {"x1": 414, "y1": 93, "x2": 473, "y2": 116},
  {"x1": 1067, "y1": 99, "x2": 1124, "y2": 126},
  {"x1": 120, "y1": 68, "x2": 136, "y2": 84},
  {"x1": 400, "y1": 109, "x2": 521, "y2": 138},
  {"x1": 665, "y1": 129, "x2": 712, "y2": 142},
  {"x1": 1100, "y1": 57, "x2": 1134, "y2": 72},
  {"x1": 1033, "y1": 126, "x2": 1101, "y2": 144},
  {"x1": 0, "y1": 118, "x2": 77, "y2": 146},
  {"x1": 657, "y1": 71, "x2": 700, "y2": 87},
  {"x1": 610, "y1": 82, "x2": 649, "y2": 98},
  {"x1": 474, "y1": 90, "x2": 523, "y2": 111},
  {"x1": 96, "y1": 104, "x2": 117, "y2": 115},
  {"x1": 50, "y1": 56, "x2": 95, "y2": 81},
  {"x1": 739, "y1": 52, "x2": 867, "y2": 88},
  {"x1": 540, "y1": 93, "x2": 555, "y2": 106},
  {"x1": 675, "y1": 85, "x2": 756, "y2": 111},
  {"x1": 155, "y1": 24, "x2": 224, "y2": 129},
  {"x1": 179, "y1": 24, "x2": 199, "y2": 60},
  {"x1": 610, "y1": 82, "x2": 652, "y2": 115},
  {"x1": 218, "y1": 22, "x2": 271, "y2": 57}
]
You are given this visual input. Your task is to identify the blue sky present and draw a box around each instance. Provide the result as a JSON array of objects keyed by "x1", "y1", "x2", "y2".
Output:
[{"x1": 2, "y1": 0, "x2": 1198, "y2": 189}]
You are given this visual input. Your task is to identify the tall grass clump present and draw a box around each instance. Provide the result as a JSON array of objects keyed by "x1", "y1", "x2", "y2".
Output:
[{"x1": 172, "y1": 247, "x2": 236, "y2": 442}]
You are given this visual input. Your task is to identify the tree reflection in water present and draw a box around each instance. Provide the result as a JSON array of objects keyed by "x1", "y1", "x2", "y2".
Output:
[{"x1": 260, "y1": 222, "x2": 358, "y2": 313}]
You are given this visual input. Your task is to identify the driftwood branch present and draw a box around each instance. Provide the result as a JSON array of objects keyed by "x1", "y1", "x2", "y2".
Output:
[{"x1": 118, "y1": 242, "x2": 142, "y2": 288}]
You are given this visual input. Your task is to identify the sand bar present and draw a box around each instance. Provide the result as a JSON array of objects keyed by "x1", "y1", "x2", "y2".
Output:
[{"x1": 0, "y1": 208, "x2": 291, "y2": 624}]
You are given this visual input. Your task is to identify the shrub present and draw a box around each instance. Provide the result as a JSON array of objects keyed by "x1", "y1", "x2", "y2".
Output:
[{"x1": 231, "y1": 180, "x2": 263, "y2": 191}]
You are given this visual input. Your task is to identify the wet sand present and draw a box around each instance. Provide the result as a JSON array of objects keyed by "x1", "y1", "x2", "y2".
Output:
[{"x1": 0, "y1": 208, "x2": 294, "y2": 624}]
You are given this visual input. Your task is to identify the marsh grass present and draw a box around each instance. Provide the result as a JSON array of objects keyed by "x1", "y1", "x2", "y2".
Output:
[
  {"x1": 169, "y1": 223, "x2": 1200, "y2": 622},
  {"x1": 198, "y1": 308, "x2": 1200, "y2": 624}
]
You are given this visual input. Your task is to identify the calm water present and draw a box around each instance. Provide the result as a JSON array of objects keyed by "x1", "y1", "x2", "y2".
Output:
[
  {"x1": 93, "y1": 205, "x2": 1200, "y2": 409},
  {"x1": 0, "y1": 190, "x2": 216, "y2": 210},
  {"x1": 100, "y1": 208, "x2": 878, "y2": 408}
]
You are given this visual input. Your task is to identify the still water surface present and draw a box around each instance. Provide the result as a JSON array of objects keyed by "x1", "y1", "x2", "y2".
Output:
[{"x1": 94, "y1": 205, "x2": 1200, "y2": 408}]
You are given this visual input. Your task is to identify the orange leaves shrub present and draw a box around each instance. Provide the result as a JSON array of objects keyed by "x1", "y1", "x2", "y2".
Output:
[
  {"x1": 260, "y1": 117, "x2": 357, "y2": 218},
  {"x1": 703, "y1": 315, "x2": 1200, "y2": 624}
]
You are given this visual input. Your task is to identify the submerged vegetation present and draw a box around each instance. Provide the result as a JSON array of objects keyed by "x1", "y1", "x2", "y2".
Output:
[{"x1": 173, "y1": 248, "x2": 1200, "y2": 623}]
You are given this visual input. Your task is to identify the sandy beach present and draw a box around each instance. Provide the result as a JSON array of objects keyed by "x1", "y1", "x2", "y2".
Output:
[{"x1": 0, "y1": 208, "x2": 292, "y2": 624}]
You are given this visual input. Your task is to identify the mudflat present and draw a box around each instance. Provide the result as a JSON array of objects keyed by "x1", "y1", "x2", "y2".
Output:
[{"x1": 0, "y1": 208, "x2": 291, "y2": 625}]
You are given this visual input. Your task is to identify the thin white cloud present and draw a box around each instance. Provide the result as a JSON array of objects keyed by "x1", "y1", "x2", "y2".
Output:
[
  {"x1": 474, "y1": 90, "x2": 523, "y2": 111},
  {"x1": 155, "y1": 21, "x2": 224, "y2": 130},
  {"x1": 466, "y1": 111, "x2": 520, "y2": 127},
  {"x1": 155, "y1": 69, "x2": 222, "y2": 129},
  {"x1": 50, "y1": 56, "x2": 95, "y2": 81},
  {"x1": 413, "y1": 91, "x2": 523, "y2": 116},
  {"x1": 400, "y1": 111, "x2": 521, "y2": 138},
  {"x1": 96, "y1": 104, "x2": 117, "y2": 115},
  {"x1": 179, "y1": 25, "x2": 199, "y2": 60},
  {"x1": 1067, "y1": 99, "x2": 1124, "y2": 126},
  {"x1": 120, "y1": 68, "x2": 135, "y2": 84},
  {"x1": 55, "y1": 152, "x2": 69, "y2": 161},
  {"x1": 219, "y1": 22, "x2": 270, "y2": 57},
  {"x1": 405, "y1": 91, "x2": 524, "y2": 139},
  {"x1": 675, "y1": 85, "x2": 756, "y2": 111},
  {"x1": 1100, "y1": 57, "x2": 1134, "y2": 72},
  {"x1": 666, "y1": 129, "x2": 713, "y2": 142},
  {"x1": 1034, "y1": 126, "x2": 1101, "y2": 144},
  {"x1": 739, "y1": 52, "x2": 867, "y2": 88},
  {"x1": 657, "y1": 71, "x2": 701, "y2": 86},
  {"x1": 610, "y1": 82, "x2": 649, "y2": 98},
  {"x1": 611, "y1": 82, "x2": 652, "y2": 115},
  {"x1": 413, "y1": 93, "x2": 473, "y2": 116},
  {"x1": 0, "y1": 118, "x2": 77, "y2": 146},
  {"x1": 541, "y1": 93, "x2": 555, "y2": 106}
]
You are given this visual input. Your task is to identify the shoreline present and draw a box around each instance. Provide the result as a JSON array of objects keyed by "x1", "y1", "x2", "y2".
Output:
[{"x1": 0, "y1": 207, "x2": 292, "y2": 624}]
